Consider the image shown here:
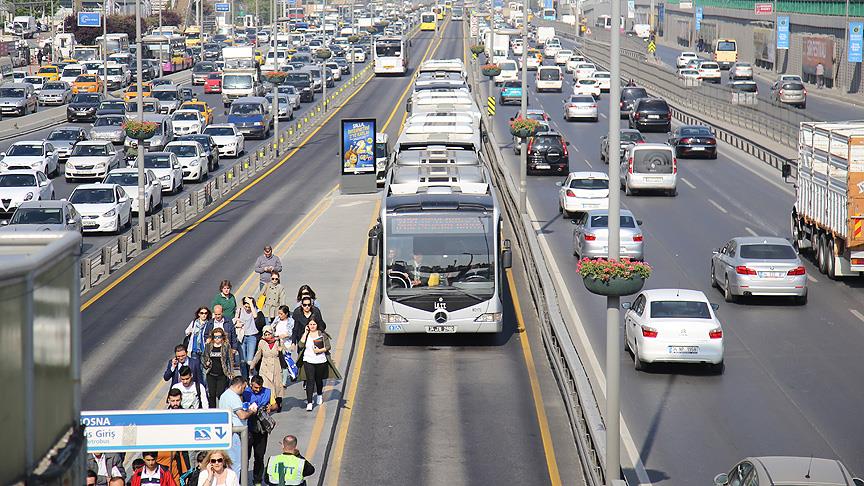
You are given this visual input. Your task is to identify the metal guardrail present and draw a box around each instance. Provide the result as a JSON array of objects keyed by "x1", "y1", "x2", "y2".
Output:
[{"x1": 78, "y1": 62, "x2": 376, "y2": 294}]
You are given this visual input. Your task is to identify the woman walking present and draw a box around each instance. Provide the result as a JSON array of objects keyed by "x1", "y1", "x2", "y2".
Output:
[
  {"x1": 293, "y1": 285, "x2": 321, "y2": 310},
  {"x1": 250, "y1": 325, "x2": 286, "y2": 411},
  {"x1": 236, "y1": 297, "x2": 266, "y2": 375},
  {"x1": 196, "y1": 451, "x2": 239, "y2": 486},
  {"x1": 291, "y1": 295, "x2": 325, "y2": 345},
  {"x1": 272, "y1": 305, "x2": 296, "y2": 389},
  {"x1": 296, "y1": 318, "x2": 341, "y2": 411},
  {"x1": 202, "y1": 329, "x2": 236, "y2": 408},
  {"x1": 260, "y1": 272, "x2": 287, "y2": 323},
  {"x1": 184, "y1": 307, "x2": 212, "y2": 362},
  {"x1": 211, "y1": 280, "x2": 238, "y2": 319}
]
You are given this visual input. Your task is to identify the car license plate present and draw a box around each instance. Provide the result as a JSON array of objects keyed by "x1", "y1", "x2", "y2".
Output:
[
  {"x1": 648, "y1": 114, "x2": 660, "y2": 119},
  {"x1": 691, "y1": 146, "x2": 705, "y2": 151},
  {"x1": 425, "y1": 325, "x2": 456, "y2": 333},
  {"x1": 646, "y1": 177, "x2": 663, "y2": 182},
  {"x1": 759, "y1": 271, "x2": 784, "y2": 278},
  {"x1": 83, "y1": 221, "x2": 97, "y2": 228},
  {"x1": 536, "y1": 163, "x2": 550, "y2": 169},
  {"x1": 668, "y1": 346, "x2": 698, "y2": 354}
]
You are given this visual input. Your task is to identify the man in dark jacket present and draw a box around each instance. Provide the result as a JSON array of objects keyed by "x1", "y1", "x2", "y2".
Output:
[
  {"x1": 163, "y1": 344, "x2": 203, "y2": 386},
  {"x1": 87, "y1": 453, "x2": 126, "y2": 486}
]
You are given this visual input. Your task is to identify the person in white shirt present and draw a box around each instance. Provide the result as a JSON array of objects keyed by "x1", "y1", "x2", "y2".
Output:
[{"x1": 171, "y1": 366, "x2": 210, "y2": 409}]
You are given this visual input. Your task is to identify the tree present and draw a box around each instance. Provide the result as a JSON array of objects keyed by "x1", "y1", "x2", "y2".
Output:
[{"x1": 147, "y1": 10, "x2": 183, "y2": 28}]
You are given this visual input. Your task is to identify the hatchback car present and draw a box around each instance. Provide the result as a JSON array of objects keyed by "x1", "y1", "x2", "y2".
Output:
[
  {"x1": 629, "y1": 98, "x2": 672, "y2": 132},
  {"x1": 697, "y1": 61, "x2": 722, "y2": 83},
  {"x1": 204, "y1": 72, "x2": 222, "y2": 93},
  {"x1": 771, "y1": 80, "x2": 807, "y2": 108},
  {"x1": 0, "y1": 141, "x2": 59, "y2": 176},
  {"x1": 202, "y1": 124, "x2": 245, "y2": 158},
  {"x1": 728, "y1": 62, "x2": 753, "y2": 80},
  {"x1": 711, "y1": 236, "x2": 808, "y2": 304},
  {"x1": 600, "y1": 129, "x2": 646, "y2": 164},
  {"x1": 573, "y1": 78, "x2": 601, "y2": 98},
  {"x1": 71, "y1": 74, "x2": 102, "y2": 94},
  {"x1": 527, "y1": 131, "x2": 570, "y2": 174},
  {"x1": 66, "y1": 92, "x2": 104, "y2": 122},
  {"x1": 667, "y1": 125, "x2": 717, "y2": 159},
  {"x1": 65, "y1": 140, "x2": 124, "y2": 181},
  {"x1": 498, "y1": 80, "x2": 523, "y2": 105},
  {"x1": 620, "y1": 142, "x2": 678, "y2": 196},
  {"x1": 38, "y1": 81, "x2": 72, "y2": 106},
  {"x1": 714, "y1": 456, "x2": 864, "y2": 486},
  {"x1": 563, "y1": 95, "x2": 598, "y2": 121},
  {"x1": 0, "y1": 200, "x2": 82, "y2": 234},
  {"x1": 69, "y1": 183, "x2": 132, "y2": 234},
  {"x1": 90, "y1": 115, "x2": 127, "y2": 144},
  {"x1": 164, "y1": 141, "x2": 209, "y2": 182},
  {"x1": 47, "y1": 127, "x2": 89, "y2": 161},
  {"x1": 571, "y1": 209, "x2": 643, "y2": 260},
  {"x1": 0, "y1": 83, "x2": 38, "y2": 116},
  {"x1": 103, "y1": 168, "x2": 163, "y2": 214},
  {"x1": 675, "y1": 51, "x2": 699, "y2": 68},
  {"x1": 557, "y1": 172, "x2": 609, "y2": 218},
  {"x1": 133, "y1": 152, "x2": 184, "y2": 194},
  {"x1": 572, "y1": 62, "x2": 596, "y2": 81},
  {"x1": 623, "y1": 288, "x2": 724, "y2": 372},
  {"x1": 0, "y1": 170, "x2": 55, "y2": 219}
]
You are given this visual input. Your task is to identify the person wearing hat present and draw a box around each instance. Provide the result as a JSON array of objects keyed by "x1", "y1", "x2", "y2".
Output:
[{"x1": 250, "y1": 324, "x2": 286, "y2": 410}]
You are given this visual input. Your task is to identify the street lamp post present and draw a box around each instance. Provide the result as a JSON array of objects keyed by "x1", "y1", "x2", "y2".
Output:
[
  {"x1": 606, "y1": 0, "x2": 623, "y2": 482},
  {"x1": 102, "y1": 0, "x2": 107, "y2": 97},
  {"x1": 158, "y1": 7, "x2": 163, "y2": 79},
  {"x1": 350, "y1": 1, "x2": 355, "y2": 85},
  {"x1": 518, "y1": 0, "x2": 527, "y2": 214},
  {"x1": 135, "y1": 0, "x2": 146, "y2": 252}
]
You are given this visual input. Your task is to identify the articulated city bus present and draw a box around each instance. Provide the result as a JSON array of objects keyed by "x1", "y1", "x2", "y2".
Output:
[
  {"x1": 420, "y1": 12, "x2": 437, "y2": 31},
  {"x1": 374, "y1": 35, "x2": 408, "y2": 76},
  {"x1": 142, "y1": 35, "x2": 193, "y2": 74}
]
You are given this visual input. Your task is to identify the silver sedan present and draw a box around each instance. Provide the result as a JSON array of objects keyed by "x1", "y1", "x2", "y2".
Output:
[
  {"x1": 571, "y1": 209, "x2": 644, "y2": 260},
  {"x1": 563, "y1": 95, "x2": 598, "y2": 122},
  {"x1": 90, "y1": 115, "x2": 127, "y2": 144},
  {"x1": 710, "y1": 236, "x2": 807, "y2": 304}
]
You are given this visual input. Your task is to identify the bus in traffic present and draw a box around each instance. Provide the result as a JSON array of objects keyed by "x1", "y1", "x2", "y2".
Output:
[
  {"x1": 142, "y1": 34, "x2": 193, "y2": 74},
  {"x1": 451, "y1": 6, "x2": 464, "y2": 20},
  {"x1": 713, "y1": 38, "x2": 738, "y2": 69},
  {"x1": 374, "y1": 36, "x2": 408, "y2": 76},
  {"x1": 184, "y1": 25, "x2": 203, "y2": 47},
  {"x1": 420, "y1": 12, "x2": 437, "y2": 31},
  {"x1": 72, "y1": 45, "x2": 100, "y2": 62},
  {"x1": 95, "y1": 33, "x2": 130, "y2": 55},
  {"x1": 542, "y1": 8, "x2": 556, "y2": 20}
]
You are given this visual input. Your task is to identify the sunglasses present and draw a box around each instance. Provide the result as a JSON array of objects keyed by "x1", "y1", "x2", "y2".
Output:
[
  {"x1": 271, "y1": 278, "x2": 280, "y2": 281},
  {"x1": 301, "y1": 303, "x2": 312, "y2": 308},
  {"x1": 213, "y1": 335, "x2": 224, "y2": 339},
  {"x1": 198, "y1": 311, "x2": 208, "y2": 315},
  {"x1": 209, "y1": 458, "x2": 224, "y2": 464}
]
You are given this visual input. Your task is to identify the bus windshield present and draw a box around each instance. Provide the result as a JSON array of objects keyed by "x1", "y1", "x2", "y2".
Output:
[{"x1": 716, "y1": 41, "x2": 736, "y2": 52}]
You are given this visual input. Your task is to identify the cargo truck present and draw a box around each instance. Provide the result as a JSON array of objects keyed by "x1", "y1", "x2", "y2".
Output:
[
  {"x1": 221, "y1": 46, "x2": 260, "y2": 106},
  {"x1": 537, "y1": 26, "x2": 556, "y2": 46},
  {"x1": 792, "y1": 121, "x2": 864, "y2": 278}
]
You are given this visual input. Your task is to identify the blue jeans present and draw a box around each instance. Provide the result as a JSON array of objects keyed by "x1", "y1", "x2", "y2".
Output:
[
  {"x1": 228, "y1": 432, "x2": 242, "y2": 475},
  {"x1": 243, "y1": 334, "x2": 259, "y2": 374}
]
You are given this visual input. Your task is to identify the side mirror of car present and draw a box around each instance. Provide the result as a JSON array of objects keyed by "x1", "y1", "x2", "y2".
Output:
[
  {"x1": 0, "y1": 220, "x2": 8, "y2": 226},
  {"x1": 713, "y1": 247, "x2": 721, "y2": 255},
  {"x1": 636, "y1": 219, "x2": 643, "y2": 226},
  {"x1": 621, "y1": 301, "x2": 632, "y2": 309},
  {"x1": 67, "y1": 218, "x2": 76, "y2": 225},
  {"x1": 713, "y1": 473, "x2": 729, "y2": 486},
  {"x1": 555, "y1": 180, "x2": 563, "y2": 187},
  {"x1": 710, "y1": 303, "x2": 720, "y2": 311}
]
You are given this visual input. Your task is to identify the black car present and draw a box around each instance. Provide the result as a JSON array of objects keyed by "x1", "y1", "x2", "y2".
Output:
[
  {"x1": 283, "y1": 72, "x2": 314, "y2": 102},
  {"x1": 629, "y1": 97, "x2": 672, "y2": 132},
  {"x1": 66, "y1": 93, "x2": 104, "y2": 122},
  {"x1": 95, "y1": 100, "x2": 127, "y2": 117},
  {"x1": 192, "y1": 61, "x2": 217, "y2": 85},
  {"x1": 332, "y1": 57, "x2": 350, "y2": 74},
  {"x1": 667, "y1": 125, "x2": 717, "y2": 159},
  {"x1": 527, "y1": 131, "x2": 570, "y2": 175},
  {"x1": 202, "y1": 43, "x2": 221, "y2": 61},
  {"x1": 619, "y1": 86, "x2": 649, "y2": 119},
  {"x1": 177, "y1": 134, "x2": 220, "y2": 171}
]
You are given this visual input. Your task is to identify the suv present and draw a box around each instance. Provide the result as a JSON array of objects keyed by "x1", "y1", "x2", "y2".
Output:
[
  {"x1": 629, "y1": 98, "x2": 672, "y2": 132},
  {"x1": 771, "y1": 80, "x2": 807, "y2": 109},
  {"x1": 619, "y1": 86, "x2": 648, "y2": 119},
  {"x1": 527, "y1": 131, "x2": 570, "y2": 175},
  {"x1": 0, "y1": 83, "x2": 37, "y2": 116}
]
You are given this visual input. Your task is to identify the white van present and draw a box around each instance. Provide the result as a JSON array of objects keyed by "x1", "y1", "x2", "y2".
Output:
[
  {"x1": 536, "y1": 66, "x2": 563, "y2": 92},
  {"x1": 620, "y1": 143, "x2": 678, "y2": 196},
  {"x1": 494, "y1": 59, "x2": 519, "y2": 85}
]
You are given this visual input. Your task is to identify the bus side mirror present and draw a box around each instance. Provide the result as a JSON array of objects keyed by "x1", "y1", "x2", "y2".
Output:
[
  {"x1": 502, "y1": 239, "x2": 512, "y2": 269},
  {"x1": 367, "y1": 227, "x2": 379, "y2": 257}
]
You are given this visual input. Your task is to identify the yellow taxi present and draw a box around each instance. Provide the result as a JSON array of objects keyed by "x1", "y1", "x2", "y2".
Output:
[
  {"x1": 255, "y1": 49, "x2": 264, "y2": 66},
  {"x1": 123, "y1": 82, "x2": 153, "y2": 101},
  {"x1": 178, "y1": 100, "x2": 213, "y2": 125},
  {"x1": 527, "y1": 48, "x2": 544, "y2": 63},
  {"x1": 72, "y1": 74, "x2": 103, "y2": 94},
  {"x1": 36, "y1": 65, "x2": 61, "y2": 81}
]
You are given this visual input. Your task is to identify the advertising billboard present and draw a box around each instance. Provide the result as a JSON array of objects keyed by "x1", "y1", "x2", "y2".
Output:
[
  {"x1": 341, "y1": 118, "x2": 377, "y2": 175},
  {"x1": 802, "y1": 36, "x2": 835, "y2": 78}
]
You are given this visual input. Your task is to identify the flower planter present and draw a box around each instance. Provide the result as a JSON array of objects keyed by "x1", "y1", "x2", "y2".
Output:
[
  {"x1": 510, "y1": 127, "x2": 535, "y2": 139},
  {"x1": 125, "y1": 127, "x2": 156, "y2": 140},
  {"x1": 482, "y1": 67, "x2": 501, "y2": 77},
  {"x1": 470, "y1": 45, "x2": 485, "y2": 55},
  {"x1": 315, "y1": 49, "x2": 332, "y2": 60},
  {"x1": 264, "y1": 73, "x2": 287, "y2": 84},
  {"x1": 583, "y1": 276, "x2": 645, "y2": 297}
]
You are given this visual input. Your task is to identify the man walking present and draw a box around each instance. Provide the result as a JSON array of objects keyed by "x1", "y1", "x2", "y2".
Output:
[
  {"x1": 219, "y1": 376, "x2": 258, "y2": 475},
  {"x1": 816, "y1": 62, "x2": 825, "y2": 88},
  {"x1": 130, "y1": 452, "x2": 177, "y2": 486},
  {"x1": 265, "y1": 436, "x2": 315, "y2": 486},
  {"x1": 163, "y1": 344, "x2": 203, "y2": 386},
  {"x1": 255, "y1": 245, "x2": 283, "y2": 290},
  {"x1": 171, "y1": 366, "x2": 209, "y2": 409},
  {"x1": 243, "y1": 376, "x2": 273, "y2": 486}
]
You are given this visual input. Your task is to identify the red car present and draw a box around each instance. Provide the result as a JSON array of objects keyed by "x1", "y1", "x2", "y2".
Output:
[{"x1": 204, "y1": 72, "x2": 222, "y2": 93}]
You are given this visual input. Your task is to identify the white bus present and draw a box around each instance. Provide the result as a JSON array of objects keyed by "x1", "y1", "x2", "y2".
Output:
[
  {"x1": 374, "y1": 35, "x2": 408, "y2": 76},
  {"x1": 95, "y1": 33, "x2": 130, "y2": 55}
]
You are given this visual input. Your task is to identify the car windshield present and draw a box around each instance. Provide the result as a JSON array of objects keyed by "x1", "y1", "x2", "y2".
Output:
[
  {"x1": 204, "y1": 127, "x2": 234, "y2": 136},
  {"x1": 622, "y1": 88, "x2": 648, "y2": 100},
  {"x1": 634, "y1": 149, "x2": 673, "y2": 174},
  {"x1": 650, "y1": 300, "x2": 711, "y2": 319},
  {"x1": 62, "y1": 68, "x2": 83, "y2": 77},
  {"x1": 222, "y1": 75, "x2": 252, "y2": 89},
  {"x1": 44, "y1": 82, "x2": 67, "y2": 90},
  {"x1": 230, "y1": 103, "x2": 263, "y2": 115},
  {"x1": 152, "y1": 91, "x2": 178, "y2": 101},
  {"x1": 279, "y1": 85, "x2": 297, "y2": 94},
  {"x1": 72, "y1": 144, "x2": 108, "y2": 156},
  {"x1": 589, "y1": 215, "x2": 636, "y2": 228},
  {"x1": 174, "y1": 112, "x2": 200, "y2": 121},
  {"x1": 75, "y1": 75, "x2": 96, "y2": 83},
  {"x1": 104, "y1": 173, "x2": 138, "y2": 186},
  {"x1": 107, "y1": 67, "x2": 123, "y2": 75},
  {"x1": 94, "y1": 117, "x2": 122, "y2": 127},
  {"x1": 70, "y1": 188, "x2": 114, "y2": 204},
  {"x1": 194, "y1": 62, "x2": 215, "y2": 72},
  {"x1": 739, "y1": 244, "x2": 797, "y2": 259},
  {"x1": 167, "y1": 145, "x2": 197, "y2": 157},
  {"x1": 25, "y1": 77, "x2": 43, "y2": 85},
  {"x1": 0, "y1": 174, "x2": 36, "y2": 186},
  {"x1": 7, "y1": 144, "x2": 42, "y2": 156},
  {"x1": 570, "y1": 178, "x2": 608, "y2": 190},
  {"x1": 144, "y1": 155, "x2": 172, "y2": 168},
  {"x1": 10, "y1": 208, "x2": 63, "y2": 225},
  {"x1": 0, "y1": 88, "x2": 25, "y2": 97},
  {"x1": 207, "y1": 73, "x2": 221, "y2": 80},
  {"x1": 48, "y1": 130, "x2": 79, "y2": 141},
  {"x1": 73, "y1": 93, "x2": 100, "y2": 103}
]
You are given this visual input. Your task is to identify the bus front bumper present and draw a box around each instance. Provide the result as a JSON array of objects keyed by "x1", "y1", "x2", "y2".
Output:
[{"x1": 380, "y1": 314, "x2": 503, "y2": 334}]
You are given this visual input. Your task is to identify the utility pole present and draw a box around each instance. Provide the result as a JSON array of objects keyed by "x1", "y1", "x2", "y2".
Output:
[
  {"x1": 321, "y1": 0, "x2": 327, "y2": 111},
  {"x1": 135, "y1": 0, "x2": 146, "y2": 252},
  {"x1": 518, "y1": 0, "x2": 527, "y2": 213},
  {"x1": 350, "y1": 1, "x2": 354, "y2": 85},
  {"x1": 158, "y1": 7, "x2": 163, "y2": 78},
  {"x1": 606, "y1": 0, "x2": 623, "y2": 481},
  {"x1": 102, "y1": 0, "x2": 107, "y2": 97}
]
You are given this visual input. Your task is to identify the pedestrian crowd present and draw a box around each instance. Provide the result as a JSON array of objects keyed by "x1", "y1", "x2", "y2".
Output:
[{"x1": 85, "y1": 245, "x2": 340, "y2": 486}]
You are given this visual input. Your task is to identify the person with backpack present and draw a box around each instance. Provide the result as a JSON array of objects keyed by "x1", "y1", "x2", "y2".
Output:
[{"x1": 171, "y1": 366, "x2": 209, "y2": 409}]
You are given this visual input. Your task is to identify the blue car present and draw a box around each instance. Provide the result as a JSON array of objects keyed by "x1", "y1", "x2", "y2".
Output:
[
  {"x1": 226, "y1": 97, "x2": 272, "y2": 139},
  {"x1": 499, "y1": 81, "x2": 523, "y2": 105}
]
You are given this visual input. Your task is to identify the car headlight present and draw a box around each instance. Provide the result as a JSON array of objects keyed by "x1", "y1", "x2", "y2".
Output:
[
  {"x1": 475, "y1": 312, "x2": 503, "y2": 322},
  {"x1": 159, "y1": 175, "x2": 170, "y2": 181},
  {"x1": 103, "y1": 208, "x2": 116, "y2": 217},
  {"x1": 254, "y1": 121, "x2": 264, "y2": 126},
  {"x1": 24, "y1": 192, "x2": 33, "y2": 201},
  {"x1": 190, "y1": 159, "x2": 200, "y2": 167},
  {"x1": 380, "y1": 313, "x2": 407, "y2": 323}
]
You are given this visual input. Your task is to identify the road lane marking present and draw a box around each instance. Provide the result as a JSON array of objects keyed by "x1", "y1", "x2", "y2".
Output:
[
  {"x1": 850, "y1": 309, "x2": 864, "y2": 323},
  {"x1": 745, "y1": 226, "x2": 759, "y2": 236},
  {"x1": 600, "y1": 112, "x2": 607, "y2": 119},
  {"x1": 584, "y1": 158, "x2": 592, "y2": 168},
  {"x1": 807, "y1": 274, "x2": 818, "y2": 283},
  {"x1": 506, "y1": 268, "x2": 563, "y2": 486},
  {"x1": 708, "y1": 198, "x2": 728, "y2": 214},
  {"x1": 681, "y1": 177, "x2": 696, "y2": 189}
]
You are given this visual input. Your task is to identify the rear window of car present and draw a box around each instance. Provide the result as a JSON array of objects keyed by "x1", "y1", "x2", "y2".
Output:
[
  {"x1": 539, "y1": 69, "x2": 560, "y2": 80},
  {"x1": 588, "y1": 215, "x2": 636, "y2": 228},
  {"x1": 503, "y1": 81, "x2": 521, "y2": 88},
  {"x1": 650, "y1": 301, "x2": 711, "y2": 319},
  {"x1": 782, "y1": 82, "x2": 805, "y2": 90},
  {"x1": 570, "y1": 178, "x2": 608, "y2": 190},
  {"x1": 638, "y1": 99, "x2": 669, "y2": 111},
  {"x1": 701, "y1": 63, "x2": 719, "y2": 69},
  {"x1": 621, "y1": 87, "x2": 647, "y2": 100},
  {"x1": 533, "y1": 135, "x2": 563, "y2": 149},
  {"x1": 679, "y1": 127, "x2": 712, "y2": 137},
  {"x1": 739, "y1": 244, "x2": 797, "y2": 259},
  {"x1": 733, "y1": 82, "x2": 758, "y2": 92},
  {"x1": 633, "y1": 148, "x2": 673, "y2": 174}
]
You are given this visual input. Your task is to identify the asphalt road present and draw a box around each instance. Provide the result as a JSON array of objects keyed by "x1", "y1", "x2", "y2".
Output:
[
  {"x1": 486, "y1": 58, "x2": 864, "y2": 483},
  {"x1": 0, "y1": 61, "x2": 358, "y2": 257},
  {"x1": 79, "y1": 29, "x2": 443, "y2": 411}
]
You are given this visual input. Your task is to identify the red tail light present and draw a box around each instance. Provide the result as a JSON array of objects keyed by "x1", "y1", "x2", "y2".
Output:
[
  {"x1": 641, "y1": 326, "x2": 658, "y2": 338},
  {"x1": 803, "y1": 88, "x2": 807, "y2": 95},
  {"x1": 787, "y1": 266, "x2": 806, "y2": 276},
  {"x1": 636, "y1": 139, "x2": 644, "y2": 143},
  {"x1": 584, "y1": 233, "x2": 597, "y2": 241},
  {"x1": 633, "y1": 112, "x2": 641, "y2": 119},
  {"x1": 672, "y1": 157, "x2": 677, "y2": 174},
  {"x1": 590, "y1": 104, "x2": 597, "y2": 108},
  {"x1": 565, "y1": 189, "x2": 576, "y2": 197},
  {"x1": 628, "y1": 157, "x2": 633, "y2": 174},
  {"x1": 527, "y1": 138, "x2": 534, "y2": 153},
  {"x1": 736, "y1": 266, "x2": 757, "y2": 275},
  {"x1": 632, "y1": 234, "x2": 643, "y2": 242},
  {"x1": 666, "y1": 112, "x2": 673, "y2": 119},
  {"x1": 706, "y1": 138, "x2": 716, "y2": 145},
  {"x1": 562, "y1": 141, "x2": 569, "y2": 157},
  {"x1": 681, "y1": 138, "x2": 693, "y2": 144},
  {"x1": 709, "y1": 328, "x2": 723, "y2": 339},
  {"x1": 779, "y1": 89, "x2": 784, "y2": 95},
  {"x1": 620, "y1": 101, "x2": 624, "y2": 107}
]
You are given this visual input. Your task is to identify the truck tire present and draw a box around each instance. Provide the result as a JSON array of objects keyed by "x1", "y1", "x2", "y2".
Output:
[
  {"x1": 817, "y1": 233, "x2": 829, "y2": 275},
  {"x1": 826, "y1": 238, "x2": 838, "y2": 280}
]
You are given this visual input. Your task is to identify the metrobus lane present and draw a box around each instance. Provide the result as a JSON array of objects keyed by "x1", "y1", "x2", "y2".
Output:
[
  {"x1": 79, "y1": 28, "x2": 446, "y2": 412},
  {"x1": 486, "y1": 67, "x2": 864, "y2": 483}
]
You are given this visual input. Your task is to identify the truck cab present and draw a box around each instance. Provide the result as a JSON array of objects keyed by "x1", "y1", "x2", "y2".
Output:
[{"x1": 226, "y1": 97, "x2": 272, "y2": 139}]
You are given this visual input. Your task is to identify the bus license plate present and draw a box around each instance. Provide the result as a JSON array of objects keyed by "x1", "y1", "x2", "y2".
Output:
[{"x1": 426, "y1": 325, "x2": 456, "y2": 333}]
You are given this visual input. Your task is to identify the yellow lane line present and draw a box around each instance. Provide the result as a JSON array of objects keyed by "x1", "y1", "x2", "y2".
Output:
[
  {"x1": 506, "y1": 268, "x2": 562, "y2": 486},
  {"x1": 82, "y1": 69, "x2": 377, "y2": 312}
]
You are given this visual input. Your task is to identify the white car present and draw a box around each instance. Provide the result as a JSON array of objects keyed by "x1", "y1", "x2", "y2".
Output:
[
  {"x1": 64, "y1": 140, "x2": 124, "y2": 181},
  {"x1": 565, "y1": 55, "x2": 587, "y2": 73},
  {"x1": 68, "y1": 183, "x2": 132, "y2": 234},
  {"x1": 573, "y1": 78, "x2": 601, "y2": 98},
  {"x1": 573, "y1": 63, "x2": 597, "y2": 81},
  {"x1": 164, "y1": 141, "x2": 209, "y2": 182},
  {"x1": 348, "y1": 48, "x2": 366, "y2": 63},
  {"x1": 0, "y1": 170, "x2": 55, "y2": 218},
  {"x1": 103, "y1": 168, "x2": 163, "y2": 214},
  {"x1": 135, "y1": 152, "x2": 184, "y2": 194},
  {"x1": 554, "y1": 49, "x2": 573, "y2": 65},
  {"x1": 325, "y1": 61, "x2": 342, "y2": 81},
  {"x1": 23, "y1": 76, "x2": 46, "y2": 93},
  {"x1": 557, "y1": 171, "x2": 608, "y2": 217},
  {"x1": 624, "y1": 289, "x2": 725, "y2": 373},
  {"x1": 535, "y1": 66, "x2": 563, "y2": 92},
  {"x1": 60, "y1": 64, "x2": 85, "y2": 85},
  {"x1": 171, "y1": 109, "x2": 206, "y2": 136},
  {"x1": 494, "y1": 59, "x2": 519, "y2": 84},
  {"x1": 676, "y1": 52, "x2": 699, "y2": 68},
  {"x1": 563, "y1": 94, "x2": 598, "y2": 122},
  {"x1": 593, "y1": 71, "x2": 612, "y2": 92},
  {"x1": 698, "y1": 62, "x2": 722, "y2": 83},
  {"x1": 543, "y1": 39, "x2": 562, "y2": 58},
  {"x1": 678, "y1": 68, "x2": 701, "y2": 82},
  {"x1": 0, "y1": 141, "x2": 59, "y2": 177},
  {"x1": 511, "y1": 40, "x2": 524, "y2": 56},
  {"x1": 521, "y1": 54, "x2": 541, "y2": 71},
  {"x1": 203, "y1": 124, "x2": 245, "y2": 158}
]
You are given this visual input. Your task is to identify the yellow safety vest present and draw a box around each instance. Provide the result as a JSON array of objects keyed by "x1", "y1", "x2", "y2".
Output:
[{"x1": 266, "y1": 454, "x2": 305, "y2": 485}]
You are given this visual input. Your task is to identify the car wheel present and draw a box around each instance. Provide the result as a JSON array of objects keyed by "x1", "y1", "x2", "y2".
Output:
[
  {"x1": 668, "y1": 188, "x2": 678, "y2": 197},
  {"x1": 114, "y1": 216, "x2": 122, "y2": 235},
  {"x1": 633, "y1": 342, "x2": 648, "y2": 371},
  {"x1": 710, "y1": 263, "x2": 718, "y2": 288},
  {"x1": 794, "y1": 292, "x2": 808, "y2": 305},
  {"x1": 710, "y1": 361, "x2": 725, "y2": 374},
  {"x1": 562, "y1": 209, "x2": 571, "y2": 219},
  {"x1": 723, "y1": 276, "x2": 737, "y2": 303},
  {"x1": 817, "y1": 233, "x2": 828, "y2": 274},
  {"x1": 826, "y1": 237, "x2": 837, "y2": 280},
  {"x1": 124, "y1": 213, "x2": 132, "y2": 229}
]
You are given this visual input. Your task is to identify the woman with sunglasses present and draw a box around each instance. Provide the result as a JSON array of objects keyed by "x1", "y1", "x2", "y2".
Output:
[
  {"x1": 184, "y1": 307, "x2": 212, "y2": 362},
  {"x1": 296, "y1": 318, "x2": 342, "y2": 411},
  {"x1": 259, "y1": 272, "x2": 287, "y2": 323},
  {"x1": 236, "y1": 297, "x2": 267, "y2": 375},
  {"x1": 293, "y1": 285, "x2": 320, "y2": 310},
  {"x1": 250, "y1": 325, "x2": 286, "y2": 411},
  {"x1": 196, "y1": 451, "x2": 238, "y2": 486},
  {"x1": 202, "y1": 329, "x2": 236, "y2": 408},
  {"x1": 290, "y1": 296, "x2": 325, "y2": 346}
]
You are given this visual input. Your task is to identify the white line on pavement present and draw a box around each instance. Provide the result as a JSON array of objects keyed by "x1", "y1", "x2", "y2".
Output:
[
  {"x1": 600, "y1": 112, "x2": 607, "y2": 119},
  {"x1": 584, "y1": 158, "x2": 592, "y2": 168},
  {"x1": 850, "y1": 309, "x2": 864, "y2": 323},
  {"x1": 680, "y1": 177, "x2": 697, "y2": 189},
  {"x1": 708, "y1": 198, "x2": 728, "y2": 214},
  {"x1": 807, "y1": 274, "x2": 818, "y2": 283},
  {"x1": 745, "y1": 226, "x2": 759, "y2": 236}
]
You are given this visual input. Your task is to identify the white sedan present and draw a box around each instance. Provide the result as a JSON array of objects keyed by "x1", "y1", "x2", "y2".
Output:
[
  {"x1": 68, "y1": 183, "x2": 132, "y2": 234},
  {"x1": 554, "y1": 49, "x2": 573, "y2": 65},
  {"x1": 565, "y1": 55, "x2": 587, "y2": 73},
  {"x1": 623, "y1": 289, "x2": 725, "y2": 373},
  {"x1": 135, "y1": 152, "x2": 184, "y2": 194},
  {"x1": 164, "y1": 141, "x2": 209, "y2": 182},
  {"x1": 557, "y1": 171, "x2": 608, "y2": 217},
  {"x1": 0, "y1": 170, "x2": 55, "y2": 218},
  {"x1": 676, "y1": 51, "x2": 699, "y2": 68},
  {"x1": 573, "y1": 78, "x2": 601, "y2": 98},
  {"x1": 64, "y1": 140, "x2": 124, "y2": 181},
  {"x1": 593, "y1": 71, "x2": 612, "y2": 92},
  {"x1": 0, "y1": 141, "x2": 60, "y2": 177},
  {"x1": 103, "y1": 168, "x2": 163, "y2": 214},
  {"x1": 572, "y1": 63, "x2": 597, "y2": 81},
  {"x1": 172, "y1": 109, "x2": 206, "y2": 136},
  {"x1": 203, "y1": 124, "x2": 245, "y2": 158}
]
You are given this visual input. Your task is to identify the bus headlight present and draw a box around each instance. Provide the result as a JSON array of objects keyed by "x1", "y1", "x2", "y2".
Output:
[
  {"x1": 380, "y1": 313, "x2": 407, "y2": 323},
  {"x1": 474, "y1": 312, "x2": 502, "y2": 322}
]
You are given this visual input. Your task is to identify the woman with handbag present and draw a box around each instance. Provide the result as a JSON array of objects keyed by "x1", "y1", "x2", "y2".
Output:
[
  {"x1": 202, "y1": 329, "x2": 236, "y2": 408},
  {"x1": 184, "y1": 307, "x2": 212, "y2": 362},
  {"x1": 236, "y1": 297, "x2": 266, "y2": 376},
  {"x1": 249, "y1": 325, "x2": 286, "y2": 411},
  {"x1": 259, "y1": 272, "x2": 287, "y2": 323}
]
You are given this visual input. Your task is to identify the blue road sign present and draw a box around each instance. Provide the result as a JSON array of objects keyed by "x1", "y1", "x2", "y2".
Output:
[
  {"x1": 850, "y1": 21, "x2": 863, "y2": 63},
  {"x1": 215, "y1": 2, "x2": 230, "y2": 12},
  {"x1": 81, "y1": 410, "x2": 233, "y2": 453},
  {"x1": 695, "y1": 7, "x2": 702, "y2": 32},
  {"x1": 77, "y1": 12, "x2": 101, "y2": 28},
  {"x1": 658, "y1": 3, "x2": 665, "y2": 23},
  {"x1": 777, "y1": 15, "x2": 790, "y2": 50}
]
